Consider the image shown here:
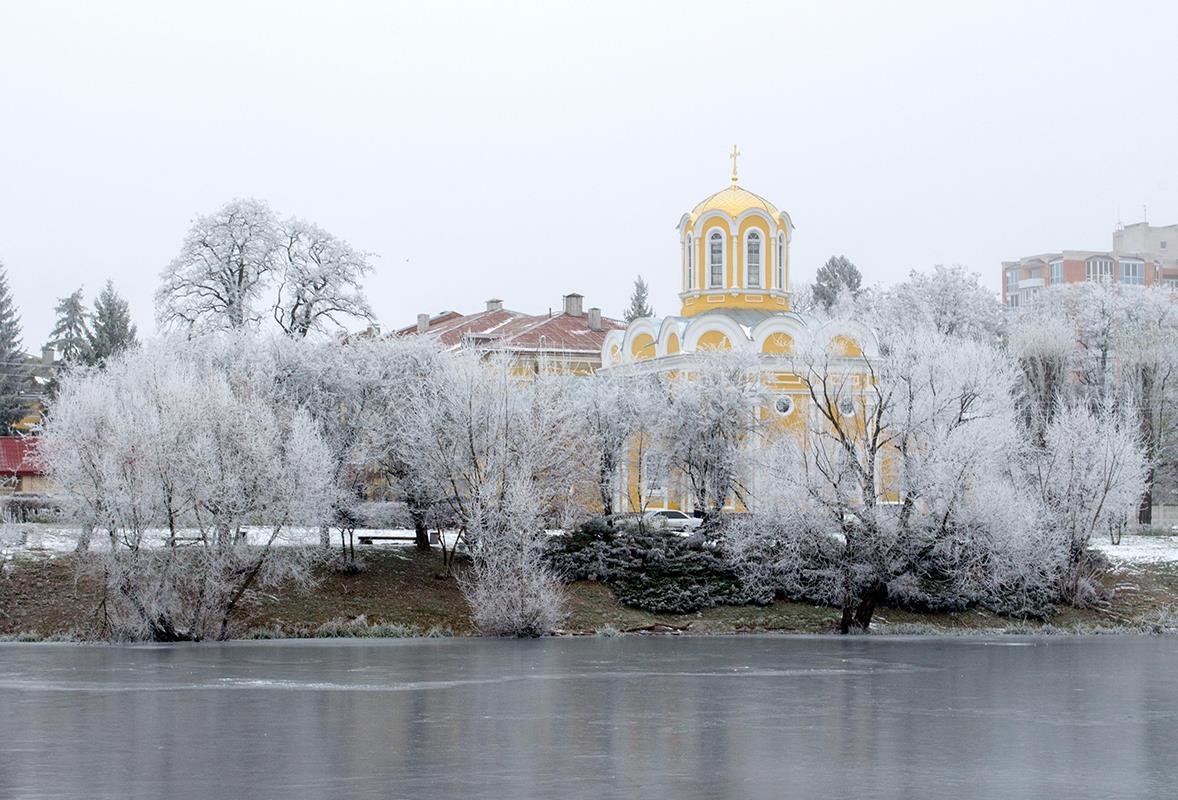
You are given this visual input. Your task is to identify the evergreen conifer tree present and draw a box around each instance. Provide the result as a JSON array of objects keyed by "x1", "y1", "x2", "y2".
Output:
[
  {"x1": 0, "y1": 263, "x2": 28, "y2": 431},
  {"x1": 87, "y1": 280, "x2": 138, "y2": 367},
  {"x1": 813, "y1": 255, "x2": 863, "y2": 311},
  {"x1": 48, "y1": 287, "x2": 91, "y2": 364},
  {"x1": 623, "y1": 275, "x2": 655, "y2": 323}
]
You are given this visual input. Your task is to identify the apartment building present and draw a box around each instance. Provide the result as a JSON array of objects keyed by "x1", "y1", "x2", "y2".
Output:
[{"x1": 1002, "y1": 222, "x2": 1178, "y2": 307}]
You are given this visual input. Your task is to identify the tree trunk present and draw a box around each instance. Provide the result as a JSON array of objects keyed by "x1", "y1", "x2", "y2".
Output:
[
  {"x1": 598, "y1": 454, "x2": 614, "y2": 520},
  {"x1": 319, "y1": 525, "x2": 330, "y2": 548},
  {"x1": 75, "y1": 523, "x2": 93, "y2": 553},
  {"x1": 1139, "y1": 473, "x2": 1153, "y2": 526},
  {"x1": 839, "y1": 581, "x2": 887, "y2": 634},
  {"x1": 409, "y1": 506, "x2": 431, "y2": 551}
]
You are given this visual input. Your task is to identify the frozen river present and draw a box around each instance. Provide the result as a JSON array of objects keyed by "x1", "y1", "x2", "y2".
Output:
[{"x1": 1, "y1": 636, "x2": 1176, "y2": 799}]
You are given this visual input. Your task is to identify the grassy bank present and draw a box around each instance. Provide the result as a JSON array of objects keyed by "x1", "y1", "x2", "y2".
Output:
[{"x1": 3, "y1": 547, "x2": 1178, "y2": 640}]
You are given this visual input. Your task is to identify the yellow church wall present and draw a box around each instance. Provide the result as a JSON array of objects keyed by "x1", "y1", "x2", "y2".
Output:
[
  {"x1": 691, "y1": 232, "x2": 705, "y2": 292},
  {"x1": 727, "y1": 224, "x2": 737, "y2": 288},
  {"x1": 697, "y1": 220, "x2": 728, "y2": 289},
  {"x1": 784, "y1": 234, "x2": 791, "y2": 291},
  {"x1": 508, "y1": 355, "x2": 602, "y2": 380},
  {"x1": 630, "y1": 332, "x2": 656, "y2": 360},
  {"x1": 681, "y1": 292, "x2": 789, "y2": 317},
  {"x1": 761, "y1": 331, "x2": 794, "y2": 354},
  {"x1": 665, "y1": 333, "x2": 680, "y2": 355},
  {"x1": 878, "y1": 446, "x2": 902, "y2": 504},
  {"x1": 830, "y1": 335, "x2": 863, "y2": 358},
  {"x1": 696, "y1": 330, "x2": 732, "y2": 351},
  {"x1": 763, "y1": 397, "x2": 808, "y2": 438}
]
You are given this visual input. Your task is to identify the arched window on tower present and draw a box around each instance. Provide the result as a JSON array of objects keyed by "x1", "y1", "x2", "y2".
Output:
[
  {"x1": 746, "y1": 231, "x2": 761, "y2": 288},
  {"x1": 709, "y1": 231, "x2": 724, "y2": 288},
  {"x1": 685, "y1": 234, "x2": 694, "y2": 290},
  {"x1": 776, "y1": 233, "x2": 785, "y2": 290}
]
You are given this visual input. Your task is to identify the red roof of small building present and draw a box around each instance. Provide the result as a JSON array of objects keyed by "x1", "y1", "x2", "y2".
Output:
[
  {"x1": 399, "y1": 305, "x2": 624, "y2": 354},
  {"x1": 0, "y1": 437, "x2": 42, "y2": 476}
]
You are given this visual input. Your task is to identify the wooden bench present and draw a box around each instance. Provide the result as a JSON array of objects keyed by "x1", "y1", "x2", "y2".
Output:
[{"x1": 356, "y1": 534, "x2": 418, "y2": 545}]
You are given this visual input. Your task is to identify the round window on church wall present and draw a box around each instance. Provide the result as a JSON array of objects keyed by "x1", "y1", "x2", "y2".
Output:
[
  {"x1": 838, "y1": 398, "x2": 855, "y2": 417},
  {"x1": 774, "y1": 397, "x2": 793, "y2": 416}
]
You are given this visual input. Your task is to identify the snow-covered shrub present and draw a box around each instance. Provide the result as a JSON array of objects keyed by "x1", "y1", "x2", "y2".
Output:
[{"x1": 549, "y1": 525, "x2": 767, "y2": 613}]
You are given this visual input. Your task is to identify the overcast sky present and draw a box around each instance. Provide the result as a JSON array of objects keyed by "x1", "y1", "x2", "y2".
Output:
[{"x1": 2, "y1": 1, "x2": 1176, "y2": 346}]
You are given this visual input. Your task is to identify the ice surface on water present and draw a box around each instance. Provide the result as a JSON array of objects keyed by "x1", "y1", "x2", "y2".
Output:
[{"x1": 1, "y1": 637, "x2": 1177, "y2": 800}]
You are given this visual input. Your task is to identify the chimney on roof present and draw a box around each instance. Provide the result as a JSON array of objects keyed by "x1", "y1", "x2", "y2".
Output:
[
  {"x1": 587, "y1": 307, "x2": 602, "y2": 331},
  {"x1": 486, "y1": 298, "x2": 503, "y2": 312},
  {"x1": 416, "y1": 313, "x2": 429, "y2": 334},
  {"x1": 563, "y1": 293, "x2": 584, "y2": 317},
  {"x1": 41, "y1": 346, "x2": 54, "y2": 366}
]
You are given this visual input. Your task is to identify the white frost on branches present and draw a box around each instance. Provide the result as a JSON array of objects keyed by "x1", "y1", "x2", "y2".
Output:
[
  {"x1": 157, "y1": 199, "x2": 376, "y2": 337},
  {"x1": 400, "y1": 353, "x2": 583, "y2": 635},
  {"x1": 274, "y1": 218, "x2": 376, "y2": 337},
  {"x1": 156, "y1": 199, "x2": 281, "y2": 334},
  {"x1": 41, "y1": 335, "x2": 333, "y2": 640}
]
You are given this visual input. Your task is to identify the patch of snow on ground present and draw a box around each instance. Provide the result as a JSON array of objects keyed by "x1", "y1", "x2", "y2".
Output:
[
  {"x1": 0, "y1": 525, "x2": 435, "y2": 559},
  {"x1": 1092, "y1": 533, "x2": 1178, "y2": 565}
]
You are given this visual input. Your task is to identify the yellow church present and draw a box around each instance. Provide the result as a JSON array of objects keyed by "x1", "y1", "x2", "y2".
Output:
[{"x1": 600, "y1": 148, "x2": 878, "y2": 515}]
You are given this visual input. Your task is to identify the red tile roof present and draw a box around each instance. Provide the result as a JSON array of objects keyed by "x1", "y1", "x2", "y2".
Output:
[
  {"x1": 399, "y1": 306, "x2": 625, "y2": 354},
  {"x1": 0, "y1": 437, "x2": 42, "y2": 476}
]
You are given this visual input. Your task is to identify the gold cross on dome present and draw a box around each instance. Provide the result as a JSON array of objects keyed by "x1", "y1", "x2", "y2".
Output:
[{"x1": 729, "y1": 144, "x2": 741, "y2": 184}]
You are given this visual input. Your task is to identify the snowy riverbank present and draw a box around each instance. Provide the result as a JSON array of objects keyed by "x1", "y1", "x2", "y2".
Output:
[{"x1": 6, "y1": 523, "x2": 1178, "y2": 564}]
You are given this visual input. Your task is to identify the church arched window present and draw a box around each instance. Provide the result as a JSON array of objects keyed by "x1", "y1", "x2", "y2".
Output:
[
  {"x1": 746, "y1": 230, "x2": 762, "y2": 288},
  {"x1": 685, "y1": 234, "x2": 694, "y2": 290},
  {"x1": 776, "y1": 233, "x2": 785, "y2": 290},
  {"x1": 709, "y1": 231, "x2": 724, "y2": 288}
]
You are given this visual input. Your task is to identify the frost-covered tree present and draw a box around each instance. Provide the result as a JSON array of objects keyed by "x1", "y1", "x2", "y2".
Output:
[
  {"x1": 1008, "y1": 283, "x2": 1178, "y2": 520},
  {"x1": 159, "y1": 200, "x2": 380, "y2": 339},
  {"x1": 1007, "y1": 309, "x2": 1073, "y2": 444},
  {"x1": 656, "y1": 348, "x2": 765, "y2": 525},
  {"x1": 876, "y1": 264, "x2": 1003, "y2": 344},
  {"x1": 812, "y1": 255, "x2": 862, "y2": 311},
  {"x1": 47, "y1": 287, "x2": 91, "y2": 364},
  {"x1": 86, "y1": 280, "x2": 138, "y2": 367},
  {"x1": 41, "y1": 336, "x2": 333, "y2": 641},
  {"x1": 1033, "y1": 403, "x2": 1148, "y2": 601},
  {"x1": 736, "y1": 324, "x2": 1052, "y2": 630},
  {"x1": 0, "y1": 263, "x2": 27, "y2": 432},
  {"x1": 274, "y1": 218, "x2": 376, "y2": 337},
  {"x1": 788, "y1": 282, "x2": 819, "y2": 315},
  {"x1": 402, "y1": 353, "x2": 580, "y2": 635},
  {"x1": 577, "y1": 368, "x2": 662, "y2": 519},
  {"x1": 1111, "y1": 290, "x2": 1178, "y2": 521},
  {"x1": 320, "y1": 335, "x2": 447, "y2": 552},
  {"x1": 156, "y1": 199, "x2": 280, "y2": 334},
  {"x1": 623, "y1": 275, "x2": 655, "y2": 322}
]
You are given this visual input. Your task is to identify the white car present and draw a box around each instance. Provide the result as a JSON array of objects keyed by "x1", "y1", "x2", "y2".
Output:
[{"x1": 643, "y1": 509, "x2": 703, "y2": 533}]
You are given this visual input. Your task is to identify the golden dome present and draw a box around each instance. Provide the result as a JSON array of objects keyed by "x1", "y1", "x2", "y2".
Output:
[{"x1": 689, "y1": 184, "x2": 781, "y2": 219}]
